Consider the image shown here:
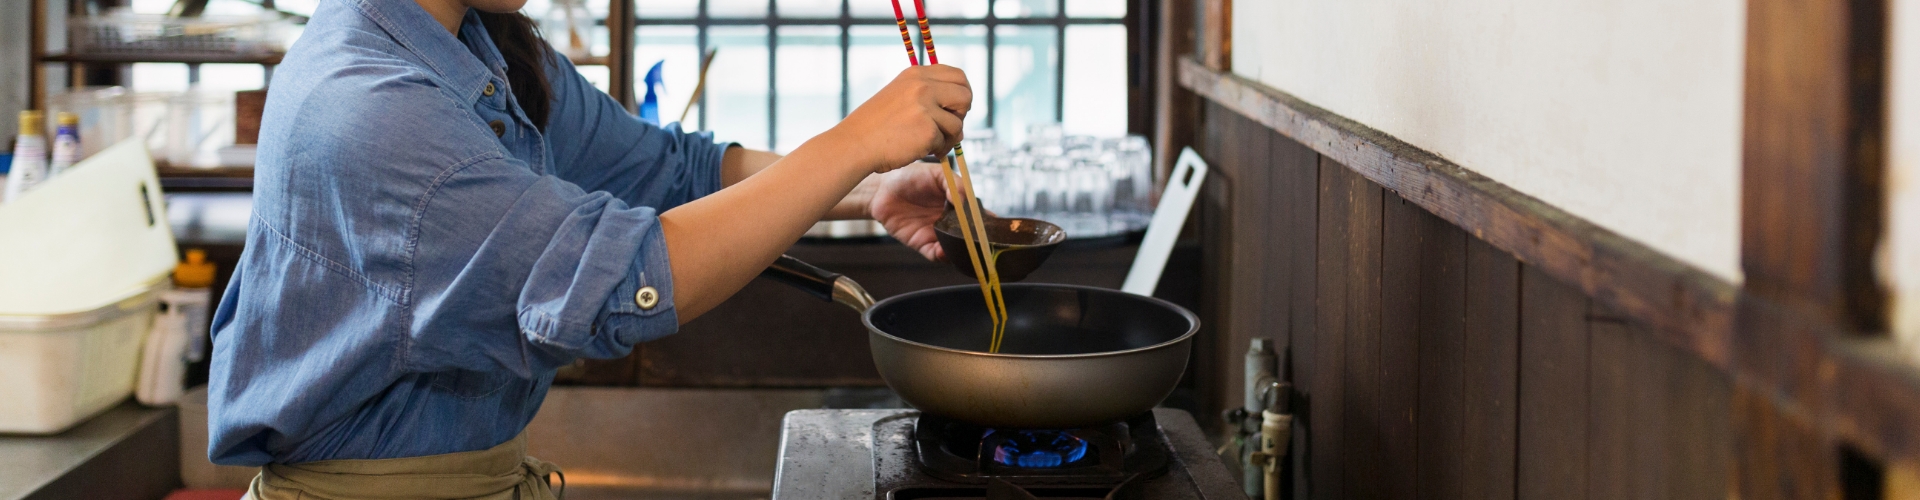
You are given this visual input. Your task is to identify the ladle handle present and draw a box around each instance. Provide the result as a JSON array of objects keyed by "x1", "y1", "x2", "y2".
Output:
[{"x1": 762, "y1": 254, "x2": 876, "y2": 312}]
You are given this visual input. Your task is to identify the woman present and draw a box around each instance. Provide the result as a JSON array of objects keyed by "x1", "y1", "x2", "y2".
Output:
[{"x1": 205, "y1": 0, "x2": 971, "y2": 495}]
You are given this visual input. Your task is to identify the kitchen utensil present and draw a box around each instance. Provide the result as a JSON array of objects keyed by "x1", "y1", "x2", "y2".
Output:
[
  {"x1": 1120, "y1": 147, "x2": 1208, "y2": 296},
  {"x1": 678, "y1": 47, "x2": 719, "y2": 124},
  {"x1": 761, "y1": 255, "x2": 1197, "y2": 429},
  {"x1": 933, "y1": 203, "x2": 1064, "y2": 282}
]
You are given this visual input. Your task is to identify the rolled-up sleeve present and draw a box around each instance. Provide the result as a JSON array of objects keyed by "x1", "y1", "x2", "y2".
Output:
[
  {"x1": 408, "y1": 154, "x2": 681, "y2": 376},
  {"x1": 594, "y1": 221, "x2": 680, "y2": 345},
  {"x1": 541, "y1": 52, "x2": 731, "y2": 209}
]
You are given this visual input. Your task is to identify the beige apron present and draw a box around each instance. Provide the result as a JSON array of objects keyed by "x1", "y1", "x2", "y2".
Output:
[{"x1": 243, "y1": 432, "x2": 563, "y2": 500}]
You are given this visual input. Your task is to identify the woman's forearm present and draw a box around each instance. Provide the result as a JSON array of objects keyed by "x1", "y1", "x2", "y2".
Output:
[
  {"x1": 661, "y1": 137, "x2": 872, "y2": 322},
  {"x1": 721, "y1": 146, "x2": 877, "y2": 221}
]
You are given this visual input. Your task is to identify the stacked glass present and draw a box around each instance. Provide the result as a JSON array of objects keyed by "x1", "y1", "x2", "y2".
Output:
[{"x1": 963, "y1": 124, "x2": 1154, "y2": 239}]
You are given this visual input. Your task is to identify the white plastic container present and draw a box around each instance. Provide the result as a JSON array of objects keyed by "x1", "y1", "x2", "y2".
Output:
[
  {"x1": 0, "y1": 138, "x2": 178, "y2": 434},
  {"x1": 0, "y1": 283, "x2": 164, "y2": 434}
]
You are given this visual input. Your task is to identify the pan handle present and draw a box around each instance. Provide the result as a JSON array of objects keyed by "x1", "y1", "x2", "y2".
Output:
[{"x1": 761, "y1": 254, "x2": 875, "y2": 312}]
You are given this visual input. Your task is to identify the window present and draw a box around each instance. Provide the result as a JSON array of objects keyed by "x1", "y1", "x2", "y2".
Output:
[{"x1": 628, "y1": 0, "x2": 1131, "y2": 152}]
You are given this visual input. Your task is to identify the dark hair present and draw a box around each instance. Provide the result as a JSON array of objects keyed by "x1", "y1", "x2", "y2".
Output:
[{"x1": 475, "y1": 11, "x2": 552, "y2": 130}]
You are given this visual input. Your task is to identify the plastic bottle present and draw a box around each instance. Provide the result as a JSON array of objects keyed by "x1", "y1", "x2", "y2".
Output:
[
  {"x1": 3, "y1": 111, "x2": 47, "y2": 203},
  {"x1": 0, "y1": 147, "x2": 12, "y2": 202},
  {"x1": 47, "y1": 112, "x2": 79, "y2": 178},
  {"x1": 139, "y1": 249, "x2": 218, "y2": 406},
  {"x1": 171, "y1": 249, "x2": 217, "y2": 363}
]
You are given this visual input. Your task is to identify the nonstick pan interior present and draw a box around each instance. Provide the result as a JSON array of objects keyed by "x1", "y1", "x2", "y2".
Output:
[{"x1": 865, "y1": 284, "x2": 1195, "y2": 356}]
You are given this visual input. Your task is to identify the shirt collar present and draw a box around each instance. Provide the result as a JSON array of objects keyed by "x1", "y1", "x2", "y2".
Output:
[{"x1": 351, "y1": 0, "x2": 502, "y2": 103}]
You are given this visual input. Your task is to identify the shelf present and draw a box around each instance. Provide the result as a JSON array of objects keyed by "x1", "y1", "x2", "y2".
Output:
[
  {"x1": 569, "y1": 55, "x2": 609, "y2": 66},
  {"x1": 157, "y1": 163, "x2": 254, "y2": 191},
  {"x1": 41, "y1": 52, "x2": 284, "y2": 65}
]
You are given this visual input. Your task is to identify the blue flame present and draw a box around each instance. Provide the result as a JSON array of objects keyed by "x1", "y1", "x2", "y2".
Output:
[{"x1": 990, "y1": 430, "x2": 1089, "y2": 468}]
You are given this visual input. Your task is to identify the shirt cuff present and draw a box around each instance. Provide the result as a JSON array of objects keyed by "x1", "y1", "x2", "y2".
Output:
[{"x1": 595, "y1": 220, "x2": 680, "y2": 346}]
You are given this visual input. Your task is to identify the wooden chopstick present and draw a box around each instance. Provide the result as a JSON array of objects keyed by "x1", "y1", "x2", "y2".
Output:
[
  {"x1": 952, "y1": 153, "x2": 1010, "y2": 352},
  {"x1": 890, "y1": 0, "x2": 1010, "y2": 351},
  {"x1": 939, "y1": 156, "x2": 1003, "y2": 346}
]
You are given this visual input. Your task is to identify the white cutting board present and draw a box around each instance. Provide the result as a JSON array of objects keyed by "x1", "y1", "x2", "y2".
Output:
[
  {"x1": 1122, "y1": 147, "x2": 1208, "y2": 296},
  {"x1": 0, "y1": 138, "x2": 178, "y2": 316}
]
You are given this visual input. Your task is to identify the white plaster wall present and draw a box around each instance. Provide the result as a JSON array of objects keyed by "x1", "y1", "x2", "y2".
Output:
[
  {"x1": 1230, "y1": 0, "x2": 1747, "y2": 281},
  {"x1": 1885, "y1": 0, "x2": 1920, "y2": 352}
]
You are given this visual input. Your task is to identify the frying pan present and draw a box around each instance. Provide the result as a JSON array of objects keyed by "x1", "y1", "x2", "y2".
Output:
[{"x1": 761, "y1": 255, "x2": 1198, "y2": 429}]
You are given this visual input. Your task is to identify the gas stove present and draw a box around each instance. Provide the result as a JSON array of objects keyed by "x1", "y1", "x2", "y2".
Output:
[{"x1": 772, "y1": 408, "x2": 1243, "y2": 499}]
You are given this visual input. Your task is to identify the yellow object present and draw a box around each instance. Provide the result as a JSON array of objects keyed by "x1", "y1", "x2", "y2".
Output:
[
  {"x1": 55, "y1": 111, "x2": 78, "y2": 127},
  {"x1": 940, "y1": 147, "x2": 1010, "y2": 352},
  {"x1": 174, "y1": 249, "x2": 217, "y2": 288},
  {"x1": 18, "y1": 110, "x2": 44, "y2": 136}
]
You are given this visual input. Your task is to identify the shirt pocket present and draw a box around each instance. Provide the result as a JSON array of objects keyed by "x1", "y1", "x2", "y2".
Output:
[{"x1": 428, "y1": 369, "x2": 512, "y2": 399}]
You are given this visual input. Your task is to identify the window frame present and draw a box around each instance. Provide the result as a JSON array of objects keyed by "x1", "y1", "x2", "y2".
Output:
[{"x1": 630, "y1": 0, "x2": 1130, "y2": 149}]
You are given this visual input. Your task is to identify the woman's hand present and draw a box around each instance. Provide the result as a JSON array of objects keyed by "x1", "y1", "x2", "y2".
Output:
[
  {"x1": 818, "y1": 65, "x2": 972, "y2": 175},
  {"x1": 869, "y1": 162, "x2": 949, "y2": 261}
]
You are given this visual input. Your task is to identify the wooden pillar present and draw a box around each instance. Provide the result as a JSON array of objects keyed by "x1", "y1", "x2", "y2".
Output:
[
  {"x1": 607, "y1": 0, "x2": 636, "y2": 112},
  {"x1": 29, "y1": 0, "x2": 44, "y2": 112},
  {"x1": 1738, "y1": 0, "x2": 1892, "y2": 496},
  {"x1": 1194, "y1": 0, "x2": 1227, "y2": 72},
  {"x1": 1741, "y1": 0, "x2": 1888, "y2": 333},
  {"x1": 1151, "y1": 0, "x2": 1197, "y2": 190}
]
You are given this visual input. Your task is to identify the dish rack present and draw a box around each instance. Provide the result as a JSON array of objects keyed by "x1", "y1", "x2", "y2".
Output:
[{"x1": 69, "y1": 12, "x2": 286, "y2": 57}]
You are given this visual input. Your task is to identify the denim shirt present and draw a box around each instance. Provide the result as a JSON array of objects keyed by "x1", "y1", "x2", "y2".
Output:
[{"x1": 206, "y1": 0, "x2": 728, "y2": 465}]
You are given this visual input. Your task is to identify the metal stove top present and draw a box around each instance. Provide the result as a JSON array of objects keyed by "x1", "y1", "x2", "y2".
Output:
[{"x1": 772, "y1": 408, "x2": 1243, "y2": 500}]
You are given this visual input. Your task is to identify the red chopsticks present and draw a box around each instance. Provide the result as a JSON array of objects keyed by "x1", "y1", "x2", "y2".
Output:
[
  {"x1": 889, "y1": 0, "x2": 920, "y2": 65},
  {"x1": 910, "y1": 0, "x2": 940, "y2": 65},
  {"x1": 887, "y1": 0, "x2": 942, "y2": 65}
]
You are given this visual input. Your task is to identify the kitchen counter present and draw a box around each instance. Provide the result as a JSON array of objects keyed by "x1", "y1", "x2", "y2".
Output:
[{"x1": 0, "y1": 402, "x2": 182, "y2": 500}]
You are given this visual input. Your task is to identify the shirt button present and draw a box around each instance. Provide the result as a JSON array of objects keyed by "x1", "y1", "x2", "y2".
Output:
[
  {"x1": 635, "y1": 286, "x2": 660, "y2": 310},
  {"x1": 483, "y1": 82, "x2": 497, "y2": 96},
  {"x1": 489, "y1": 120, "x2": 506, "y2": 137}
]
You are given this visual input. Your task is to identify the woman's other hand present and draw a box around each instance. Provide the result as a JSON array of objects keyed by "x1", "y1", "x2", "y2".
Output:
[
  {"x1": 820, "y1": 65, "x2": 971, "y2": 174},
  {"x1": 869, "y1": 162, "x2": 948, "y2": 261}
]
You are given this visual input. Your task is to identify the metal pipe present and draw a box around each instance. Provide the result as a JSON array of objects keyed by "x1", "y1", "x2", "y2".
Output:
[{"x1": 1236, "y1": 338, "x2": 1277, "y2": 498}]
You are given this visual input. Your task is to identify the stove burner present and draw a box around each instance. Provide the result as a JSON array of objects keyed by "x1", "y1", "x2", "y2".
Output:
[
  {"x1": 987, "y1": 430, "x2": 1090, "y2": 468},
  {"x1": 910, "y1": 412, "x2": 1170, "y2": 486}
]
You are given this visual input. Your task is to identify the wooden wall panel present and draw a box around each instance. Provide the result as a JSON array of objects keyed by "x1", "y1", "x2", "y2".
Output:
[
  {"x1": 1267, "y1": 129, "x2": 1319, "y2": 500},
  {"x1": 1330, "y1": 159, "x2": 1386, "y2": 500},
  {"x1": 1219, "y1": 105, "x2": 1272, "y2": 416},
  {"x1": 1668, "y1": 339, "x2": 1736, "y2": 499},
  {"x1": 1412, "y1": 202, "x2": 1468, "y2": 500},
  {"x1": 1194, "y1": 103, "x2": 1754, "y2": 500},
  {"x1": 1517, "y1": 267, "x2": 1591, "y2": 500},
  {"x1": 1309, "y1": 156, "x2": 1352, "y2": 500},
  {"x1": 1378, "y1": 198, "x2": 1420, "y2": 498},
  {"x1": 1586, "y1": 305, "x2": 1669, "y2": 499},
  {"x1": 1461, "y1": 237, "x2": 1520, "y2": 500},
  {"x1": 1194, "y1": 102, "x2": 1233, "y2": 420}
]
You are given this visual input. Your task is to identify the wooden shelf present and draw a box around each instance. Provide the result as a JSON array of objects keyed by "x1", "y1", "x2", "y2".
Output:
[
  {"x1": 157, "y1": 163, "x2": 253, "y2": 191},
  {"x1": 41, "y1": 52, "x2": 284, "y2": 65}
]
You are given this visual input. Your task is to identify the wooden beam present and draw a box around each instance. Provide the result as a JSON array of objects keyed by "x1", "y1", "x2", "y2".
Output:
[
  {"x1": 1741, "y1": 0, "x2": 1889, "y2": 333},
  {"x1": 1151, "y1": 0, "x2": 1198, "y2": 193},
  {"x1": 29, "y1": 0, "x2": 44, "y2": 112},
  {"x1": 607, "y1": 0, "x2": 636, "y2": 112},
  {"x1": 1176, "y1": 55, "x2": 1737, "y2": 367},
  {"x1": 1195, "y1": 0, "x2": 1229, "y2": 71}
]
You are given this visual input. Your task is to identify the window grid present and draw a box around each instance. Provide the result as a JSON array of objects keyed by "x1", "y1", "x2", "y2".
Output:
[{"x1": 637, "y1": 0, "x2": 1123, "y2": 150}]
